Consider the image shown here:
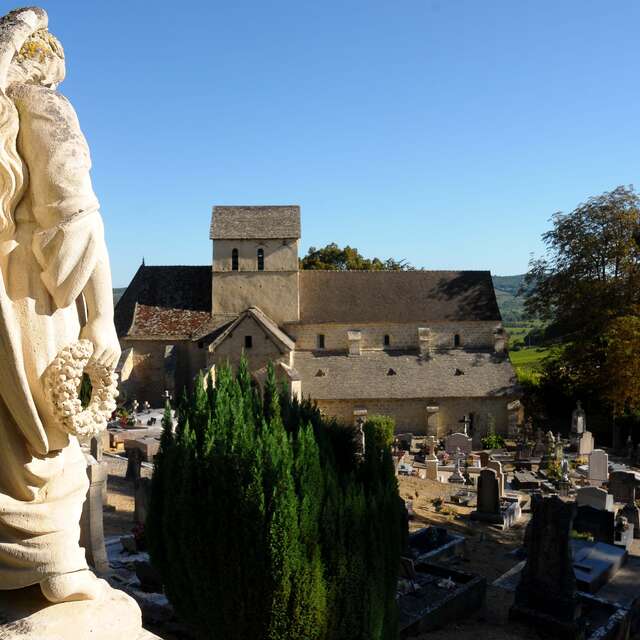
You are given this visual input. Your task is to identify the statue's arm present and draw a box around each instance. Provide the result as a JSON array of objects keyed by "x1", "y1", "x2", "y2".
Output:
[
  {"x1": 12, "y1": 85, "x2": 120, "y2": 369},
  {"x1": 79, "y1": 251, "x2": 121, "y2": 369}
]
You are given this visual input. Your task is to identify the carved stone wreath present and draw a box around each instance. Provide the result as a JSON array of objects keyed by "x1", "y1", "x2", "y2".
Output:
[{"x1": 44, "y1": 339, "x2": 119, "y2": 437}]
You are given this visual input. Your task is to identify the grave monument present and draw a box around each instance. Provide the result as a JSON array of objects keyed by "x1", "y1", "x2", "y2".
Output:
[
  {"x1": 510, "y1": 496, "x2": 583, "y2": 635},
  {"x1": 0, "y1": 7, "x2": 153, "y2": 638}
]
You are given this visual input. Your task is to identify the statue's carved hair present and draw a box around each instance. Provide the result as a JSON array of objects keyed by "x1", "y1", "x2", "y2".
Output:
[{"x1": 0, "y1": 91, "x2": 23, "y2": 237}]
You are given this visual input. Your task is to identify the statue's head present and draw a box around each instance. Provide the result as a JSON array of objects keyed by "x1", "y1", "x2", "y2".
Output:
[{"x1": 7, "y1": 28, "x2": 64, "y2": 88}]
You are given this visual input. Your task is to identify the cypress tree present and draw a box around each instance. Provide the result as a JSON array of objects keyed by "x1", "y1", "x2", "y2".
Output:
[{"x1": 146, "y1": 362, "x2": 406, "y2": 640}]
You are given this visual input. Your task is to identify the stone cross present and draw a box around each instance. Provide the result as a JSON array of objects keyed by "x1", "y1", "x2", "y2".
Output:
[
  {"x1": 448, "y1": 448, "x2": 466, "y2": 484},
  {"x1": 458, "y1": 415, "x2": 472, "y2": 436},
  {"x1": 426, "y1": 435, "x2": 438, "y2": 461}
]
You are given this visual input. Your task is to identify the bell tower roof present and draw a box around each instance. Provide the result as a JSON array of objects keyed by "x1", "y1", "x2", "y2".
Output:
[{"x1": 210, "y1": 205, "x2": 301, "y2": 240}]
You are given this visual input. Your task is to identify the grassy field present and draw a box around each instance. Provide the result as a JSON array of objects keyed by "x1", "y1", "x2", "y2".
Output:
[{"x1": 509, "y1": 346, "x2": 553, "y2": 382}]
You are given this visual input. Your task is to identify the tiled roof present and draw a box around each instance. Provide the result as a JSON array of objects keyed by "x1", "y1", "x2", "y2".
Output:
[
  {"x1": 210, "y1": 206, "x2": 301, "y2": 240},
  {"x1": 294, "y1": 350, "x2": 518, "y2": 400},
  {"x1": 298, "y1": 270, "x2": 501, "y2": 323},
  {"x1": 115, "y1": 265, "x2": 212, "y2": 340}
]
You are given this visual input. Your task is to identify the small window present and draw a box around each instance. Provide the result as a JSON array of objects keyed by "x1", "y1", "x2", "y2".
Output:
[
  {"x1": 315, "y1": 369, "x2": 326, "y2": 377},
  {"x1": 454, "y1": 334, "x2": 461, "y2": 347},
  {"x1": 257, "y1": 247, "x2": 264, "y2": 271},
  {"x1": 384, "y1": 334, "x2": 390, "y2": 347},
  {"x1": 454, "y1": 368, "x2": 465, "y2": 376},
  {"x1": 244, "y1": 335, "x2": 253, "y2": 349},
  {"x1": 317, "y1": 334, "x2": 325, "y2": 349},
  {"x1": 387, "y1": 368, "x2": 397, "y2": 376},
  {"x1": 231, "y1": 248, "x2": 239, "y2": 271}
]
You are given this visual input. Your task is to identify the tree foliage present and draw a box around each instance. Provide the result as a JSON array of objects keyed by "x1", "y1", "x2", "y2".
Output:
[
  {"x1": 147, "y1": 361, "x2": 405, "y2": 640},
  {"x1": 300, "y1": 242, "x2": 414, "y2": 271},
  {"x1": 525, "y1": 185, "x2": 640, "y2": 339},
  {"x1": 523, "y1": 186, "x2": 640, "y2": 426}
]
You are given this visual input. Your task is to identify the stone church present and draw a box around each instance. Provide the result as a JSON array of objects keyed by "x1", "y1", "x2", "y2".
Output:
[{"x1": 115, "y1": 206, "x2": 520, "y2": 437}]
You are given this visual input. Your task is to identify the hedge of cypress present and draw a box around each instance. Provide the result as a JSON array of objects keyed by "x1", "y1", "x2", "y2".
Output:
[{"x1": 147, "y1": 359, "x2": 406, "y2": 640}]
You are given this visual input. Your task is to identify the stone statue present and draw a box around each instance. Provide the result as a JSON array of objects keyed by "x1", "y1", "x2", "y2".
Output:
[{"x1": 0, "y1": 8, "x2": 120, "y2": 604}]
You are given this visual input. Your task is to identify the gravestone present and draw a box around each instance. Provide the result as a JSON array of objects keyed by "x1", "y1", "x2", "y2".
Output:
[
  {"x1": 588, "y1": 449, "x2": 609, "y2": 487},
  {"x1": 471, "y1": 469, "x2": 502, "y2": 524},
  {"x1": 425, "y1": 458, "x2": 438, "y2": 481},
  {"x1": 571, "y1": 401, "x2": 586, "y2": 436},
  {"x1": 125, "y1": 447, "x2": 143, "y2": 483},
  {"x1": 79, "y1": 455, "x2": 109, "y2": 575},
  {"x1": 510, "y1": 496, "x2": 582, "y2": 634},
  {"x1": 426, "y1": 435, "x2": 438, "y2": 461},
  {"x1": 479, "y1": 451, "x2": 490, "y2": 467},
  {"x1": 90, "y1": 435, "x2": 108, "y2": 505},
  {"x1": 575, "y1": 486, "x2": 613, "y2": 512},
  {"x1": 618, "y1": 502, "x2": 640, "y2": 539},
  {"x1": 445, "y1": 432, "x2": 472, "y2": 455},
  {"x1": 578, "y1": 431, "x2": 594, "y2": 457},
  {"x1": 608, "y1": 471, "x2": 638, "y2": 504},
  {"x1": 486, "y1": 460, "x2": 504, "y2": 497},
  {"x1": 135, "y1": 478, "x2": 152, "y2": 525},
  {"x1": 573, "y1": 505, "x2": 615, "y2": 545},
  {"x1": 477, "y1": 469, "x2": 500, "y2": 514}
]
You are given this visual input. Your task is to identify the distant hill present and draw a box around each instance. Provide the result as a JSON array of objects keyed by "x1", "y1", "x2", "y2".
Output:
[
  {"x1": 112, "y1": 274, "x2": 531, "y2": 322},
  {"x1": 113, "y1": 287, "x2": 126, "y2": 306},
  {"x1": 492, "y1": 274, "x2": 528, "y2": 323}
]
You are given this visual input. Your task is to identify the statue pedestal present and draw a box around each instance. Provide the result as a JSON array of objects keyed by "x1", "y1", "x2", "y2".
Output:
[{"x1": 0, "y1": 584, "x2": 161, "y2": 639}]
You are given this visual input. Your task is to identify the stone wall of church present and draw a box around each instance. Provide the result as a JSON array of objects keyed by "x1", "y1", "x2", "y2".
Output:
[
  {"x1": 209, "y1": 315, "x2": 291, "y2": 374},
  {"x1": 315, "y1": 396, "x2": 513, "y2": 437},
  {"x1": 120, "y1": 339, "x2": 206, "y2": 406},
  {"x1": 285, "y1": 321, "x2": 500, "y2": 352},
  {"x1": 212, "y1": 271, "x2": 300, "y2": 324}
]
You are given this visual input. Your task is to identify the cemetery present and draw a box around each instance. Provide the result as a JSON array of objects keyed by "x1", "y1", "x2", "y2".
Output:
[{"x1": 84, "y1": 393, "x2": 640, "y2": 639}]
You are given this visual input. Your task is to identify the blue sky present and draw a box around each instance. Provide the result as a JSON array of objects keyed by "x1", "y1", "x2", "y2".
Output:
[{"x1": 10, "y1": 1, "x2": 640, "y2": 286}]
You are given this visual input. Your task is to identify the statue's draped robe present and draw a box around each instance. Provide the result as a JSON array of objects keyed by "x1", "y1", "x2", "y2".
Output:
[{"x1": 0, "y1": 82, "x2": 107, "y2": 588}]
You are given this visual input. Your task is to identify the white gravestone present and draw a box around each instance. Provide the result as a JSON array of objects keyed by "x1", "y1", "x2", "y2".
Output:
[
  {"x1": 578, "y1": 431, "x2": 594, "y2": 456},
  {"x1": 486, "y1": 459, "x2": 504, "y2": 497},
  {"x1": 445, "y1": 432, "x2": 473, "y2": 455},
  {"x1": 576, "y1": 486, "x2": 614, "y2": 512},
  {"x1": 588, "y1": 449, "x2": 609, "y2": 487},
  {"x1": 571, "y1": 401, "x2": 586, "y2": 435}
]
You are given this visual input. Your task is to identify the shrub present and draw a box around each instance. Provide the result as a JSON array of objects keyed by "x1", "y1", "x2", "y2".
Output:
[
  {"x1": 364, "y1": 415, "x2": 395, "y2": 451},
  {"x1": 147, "y1": 360, "x2": 405, "y2": 640},
  {"x1": 481, "y1": 414, "x2": 505, "y2": 449}
]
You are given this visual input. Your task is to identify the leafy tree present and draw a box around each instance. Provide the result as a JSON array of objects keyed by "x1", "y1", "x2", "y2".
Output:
[
  {"x1": 300, "y1": 242, "x2": 414, "y2": 271},
  {"x1": 525, "y1": 185, "x2": 640, "y2": 341},
  {"x1": 602, "y1": 313, "x2": 640, "y2": 416},
  {"x1": 523, "y1": 186, "x2": 640, "y2": 433}
]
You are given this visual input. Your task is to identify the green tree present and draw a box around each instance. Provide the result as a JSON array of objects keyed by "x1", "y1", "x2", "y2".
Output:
[
  {"x1": 147, "y1": 363, "x2": 405, "y2": 640},
  {"x1": 364, "y1": 415, "x2": 395, "y2": 451},
  {"x1": 300, "y1": 242, "x2": 414, "y2": 271},
  {"x1": 602, "y1": 313, "x2": 640, "y2": 416},
  {"x1": 523, "y1": 186, "x2": 640, "y2": 432}
]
